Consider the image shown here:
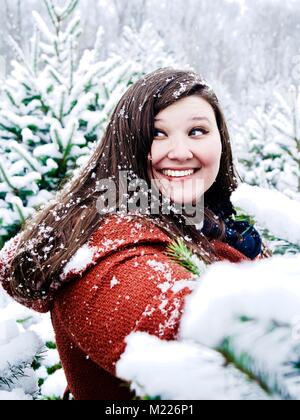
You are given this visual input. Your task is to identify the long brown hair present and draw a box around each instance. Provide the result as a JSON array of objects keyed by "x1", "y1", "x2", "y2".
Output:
[{"x1": 10, "y1": 67, "x2": 246, "y2": 301}]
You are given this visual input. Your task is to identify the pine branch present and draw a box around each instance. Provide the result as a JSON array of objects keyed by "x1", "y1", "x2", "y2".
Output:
[
  {"x1": 218, "y1": 336, "x2": 272, "y2": 396},
  {"x1": 31, "y1": 28, "x2": 40, "y2": 77},
  {"x1": 43, "y1": 0, "x2": 58, "y2": 29},
  {"x1": 48, "y1": 67, "x2": 64, "y2": 85},
  {"x1": 59, "y1": 89, "x2": 66, "y2": 122},
  {"x1": 52, "y1": 128, "x2": 64, "y2": 152},
  {"x1": 61, "y1": 121, "x2": 76, "y2": 163},
  {"x1": 165, "y1": 237, "x2": 205, "y2": 277},
  {"x1": 0, "y1": 346, "x2": 47, "y2": 391},
  {"x1": 11, "y1": 199, "x2": 26, "y2": 225},
  {"x1": 232, "y1": 207, "x2": 256, "y2": 226},
  {"x1": 0, "y1": 161, "x2": 19, "y2": 193},
  {"x1": 60, "y1": 0, "x2": 79, "y2": 21},
  {"x1": 261, "y1": 227, "x2": 300, "y2": 255},
  {"x1": 0, "y1": 362, "x2": 28, "y2": 389},
  {"x1": 3, "y1": 89, "x2": 17, "y2": 107},
  {"x1": 216, "y1": 319, "x2": 300, "y2": 400},
  {"x1": 68, "y1": 39, "x2": 74, "y2": 93},
  {"x1": 9, "y1": 140, "x2": 43, "y2": 173}
]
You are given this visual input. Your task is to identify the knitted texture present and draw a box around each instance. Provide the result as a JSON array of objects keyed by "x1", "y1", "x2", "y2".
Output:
[{"x1": 50, "y1": 214, "x2": 252, "y2": 400}]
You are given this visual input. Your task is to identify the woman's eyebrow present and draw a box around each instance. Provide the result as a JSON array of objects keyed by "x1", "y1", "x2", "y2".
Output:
[{"x1": 154, "y1": 116, "x2": 211, "y2": 123}]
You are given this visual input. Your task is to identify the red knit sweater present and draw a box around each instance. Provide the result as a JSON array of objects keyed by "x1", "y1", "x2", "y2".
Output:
[
  {"x1": 50, "y1": 214, "x2": 254, "y2": 400},
  {"x1": 0, "y1": 214, "x2": 260, "y2": 400}
]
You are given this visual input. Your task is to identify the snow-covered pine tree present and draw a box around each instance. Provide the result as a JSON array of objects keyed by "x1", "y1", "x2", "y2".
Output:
[
  {"x1": 234, "y1": 105, "x2": 284, "y2": 189},
  {"x1": 0, "y1": 305, "x2": 44, "y2": 400},
  {"x1": 109, "y1": 19, "x2": 189, "y2": 75},
  {"x1": 234, "y1": 86, "x2": 300, "y2": 202},
  {"x1": 271, "y1": 85, "x2": 300, "y2": 198},
  {"x1": 0, "y1": 0, "x2": 188, "y2": 249},
  {"x1": 0, "y1": 286, "x2": 67, "y2": 400},
  {"x1": 0, "y1": 1, "x2": 121, "y2": 247},
  {"x1": 231, "y1": 183, "x2": 300, "y2": 256}
]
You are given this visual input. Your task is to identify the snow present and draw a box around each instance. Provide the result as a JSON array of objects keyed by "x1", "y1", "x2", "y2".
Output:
[
  {"x1": 33, "y1": 144, "x2": 62, "y2": 159},
  {"x1": 110, "y1": 276, "x2": 120, "y2": 289},
  {"x1": 0, "y1": 285, "x2": 64, "y2": 400},
  {"x1": 117, "y1": 252, "x2": 300, "y2": 400},
  {"x1": 0, "y1": 0, "x2": 300, "y2": 401},
  {"x1": 0, "y1": 388, "x2": 33, "y2": 401},
  {"x1": 232, "y1": 183, "x2": 300, "y2": 245},
  {"x1": 29, "y1": 314, "x2": 55, "y2": 343},
  {"x1": 179, "y1": 253, "x2": 300, "y2": 346},
  {"x1": 27, "y1": 190, "x2": 54, "y2": 209},
  {"x1": 0, "y1": 300, "x2": 41, "y2": 328},
  {"x1": 0, "y1": 319, "x2": 19, "y2": 345},
  {"x1": 0, "y1": 331, "x2": 43, "y2": 374},
  {"x1": 32, "y1": 11, "x2": 55, "y2": 43},
  {"x1": 147, "y1": 259, "x2": 173, "y2": 284},
  {"x1": 171, "y1": 279, "x2": 197, "y2": 294},
  {"x1": 40, "y1": 369, "x2": 67, "y2": 400},
  {"x1": 41, "y1": 349, "x2": 60, "y2": 368},
  {"x1": 60, "y1": 243, "x2": 98, "y2": 280},
  {"x1": 116, "y1": 332, "x2": 271, "y2": 400}
]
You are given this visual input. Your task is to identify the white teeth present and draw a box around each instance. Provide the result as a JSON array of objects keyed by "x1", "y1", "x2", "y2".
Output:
[{"x1": 161, "y1": 169, "x2": 196, "y2": 178}]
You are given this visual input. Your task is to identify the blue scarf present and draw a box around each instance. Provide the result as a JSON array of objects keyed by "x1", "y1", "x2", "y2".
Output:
[
  {"x1": 202, "y1": 203, "x2": 262, "y2": 260},
  {"x1": 223, "y1": 218, "x2": 262, "y2": 260}
]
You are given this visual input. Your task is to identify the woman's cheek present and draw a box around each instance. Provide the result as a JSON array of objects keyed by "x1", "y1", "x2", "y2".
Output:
[
  {"x1": 149, "y1": 142, "x2": 168, "y2": 165},
  {"x1": 196, "y1": 138, "x2": 222, "y2": 188},
  {"x1": 199, "y1": 136, "x2": 222, "y2": 167}
]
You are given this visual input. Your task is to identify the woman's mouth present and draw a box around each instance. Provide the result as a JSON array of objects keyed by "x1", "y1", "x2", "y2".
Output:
[{"x1": 155, "y1": 168, "x2": 202, "y2": 181}]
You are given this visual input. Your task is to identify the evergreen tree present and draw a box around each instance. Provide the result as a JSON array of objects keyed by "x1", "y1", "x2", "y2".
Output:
[
  {"x1": 271, "y1": 85, "x2": 300, "y2": 196},
  {"x1": 0, "y1": 288, "x2": 67, "y2": 400},
  {"x1": 234, "y1": 85, "x2": 300, "y2": 202},
  {"x1": 109, "y1": 19, "x2": 189, "y2": 74},
  {"x1": 0, "y1": 0, "x2": 187, "y2": 400},
  {"x1": 0, "y1": 0, "x2": 186, "y2": 249},
  {"x1": 0, "y1": 0, "x2": 126, "y2": 247},
  {"x1": 0, "y1": 313, "x2": 44, "y2": 400}
]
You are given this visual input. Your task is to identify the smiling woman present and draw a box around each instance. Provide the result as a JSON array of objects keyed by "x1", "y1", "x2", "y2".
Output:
[{"x1": 1, "y1": 67, "x2": 269, "y2": 400}]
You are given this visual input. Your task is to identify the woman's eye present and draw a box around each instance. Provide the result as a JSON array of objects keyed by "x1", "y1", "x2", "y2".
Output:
[
  {"x1": 153, "y1": 129, "x2": 166, "y2": 138},
  {"x1": 153, "y1": 127, "x2": 209, "y2": 139},
  {"x1": 190, "y1": 128, "x2": 209, "y2": 136}
]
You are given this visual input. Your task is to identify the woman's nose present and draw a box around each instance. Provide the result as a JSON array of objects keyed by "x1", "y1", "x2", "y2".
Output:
[{"x1": 167, "y1": 138, "x2": 193, "y2": 161}]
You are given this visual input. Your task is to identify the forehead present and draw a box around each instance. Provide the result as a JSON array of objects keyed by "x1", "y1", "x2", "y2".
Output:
[{"x1": 155, "y1": 96, "x2": 215, "y2": 123}]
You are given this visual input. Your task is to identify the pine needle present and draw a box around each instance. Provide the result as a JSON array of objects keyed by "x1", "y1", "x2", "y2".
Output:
[{"x1": 165, "y1": 237, "x2": 204, "y2": 277}]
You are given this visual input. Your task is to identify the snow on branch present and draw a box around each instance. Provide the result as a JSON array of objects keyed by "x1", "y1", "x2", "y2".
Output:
[
  {"x1": 231, "y1": 183, "x2": 300, "y2": 246},
  {"x1": 117, "y1": 252, "x2": 300, "y2": 400}
]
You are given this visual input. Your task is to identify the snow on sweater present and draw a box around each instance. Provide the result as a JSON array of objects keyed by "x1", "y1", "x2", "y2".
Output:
[{"x1": 1, "y1": 213, "x2": 255, "y2": 399}]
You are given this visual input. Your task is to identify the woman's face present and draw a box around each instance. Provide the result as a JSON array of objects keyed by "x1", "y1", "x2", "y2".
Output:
[{"x1": 148, "y1": 95, "x2": 222, "y2": 206}]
